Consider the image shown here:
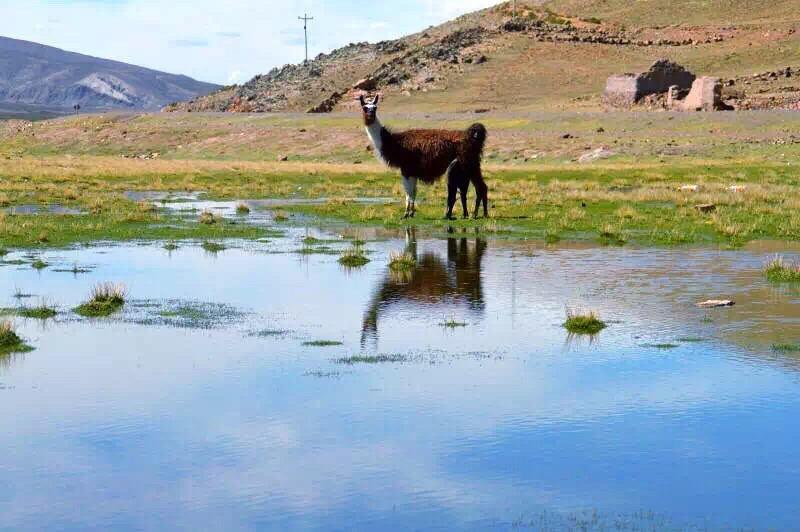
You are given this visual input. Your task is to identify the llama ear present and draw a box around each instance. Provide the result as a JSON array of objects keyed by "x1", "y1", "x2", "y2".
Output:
[
  {"x1": 359, "y1": 95, "x2": 366, "y2": 107},
  {"x1": 372, "y1": 94, "x2": 380, "y2": 106}
]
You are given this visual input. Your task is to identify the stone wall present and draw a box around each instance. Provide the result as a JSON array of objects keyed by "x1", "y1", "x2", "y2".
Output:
[{"x1": 604, "y1": 60, "x2": 696, "y2": 105}]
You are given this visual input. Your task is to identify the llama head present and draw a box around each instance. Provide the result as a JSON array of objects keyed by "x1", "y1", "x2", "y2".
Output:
[{"x1": 359, "y1": 94, "x2": 380, "y2": 125}]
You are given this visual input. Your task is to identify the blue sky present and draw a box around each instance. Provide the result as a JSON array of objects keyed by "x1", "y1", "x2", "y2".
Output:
[{"x1": 0, "y1": 0, "x2": 498, "y2": 85}]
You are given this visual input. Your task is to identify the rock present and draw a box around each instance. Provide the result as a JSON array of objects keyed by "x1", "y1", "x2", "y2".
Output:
[
  {"x1": 697, "y1": 300, "x2": 735, "y2": 308},
  {"x1": 695, "y1": 203, "x2": 716, "y2": 213},
  {"x1": 681, "y1": 77, "x2": 727, "y2": 111},
  {"x1": 353, "y1": 78, "x2": 377, "y2": 91},
  {"x1": 278, "y1": 155, "x2": 289, "y2": 162},
  {"x1": 679, "y1": 184, "x2": 700, "y2": 192},
  {"x1": 605, "y1": 60, "x2": 696, "y2": 106},
  {"x1": 561, "y1": 133, "x2": 574, "y2": 139},
  {"x1": 578, "y1": 147, "x2": 616, "y2": 163}
]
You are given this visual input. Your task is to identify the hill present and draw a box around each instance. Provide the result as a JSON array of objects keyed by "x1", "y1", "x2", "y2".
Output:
[
  {"x1": 0, "y1": 36, "x2": 221, "y2": 111},
  {"x1": 168, "y1": 1, "x2": 800, "y2": 114}
]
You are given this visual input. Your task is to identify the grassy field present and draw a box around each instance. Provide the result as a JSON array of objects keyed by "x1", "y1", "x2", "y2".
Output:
[{"x1": 2, "y1": 112, "x2": 800, "y2": 248}]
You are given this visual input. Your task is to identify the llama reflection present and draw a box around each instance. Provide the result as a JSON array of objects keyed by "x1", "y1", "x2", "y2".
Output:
[{"x1": 362, "y1": 230, "x2": 486, "y2": 345}]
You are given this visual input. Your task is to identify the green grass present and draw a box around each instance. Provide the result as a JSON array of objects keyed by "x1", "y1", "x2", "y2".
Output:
[
  {"x1": 163, "y1": 241, "x2": 179, "y2": 251},
  {"x1": 773, "y1": 344, "x2": 800, "y2": 353},
  {"x1": 643, "y1": 343, "x2": 680, "y2": 349},
  {"x1": 0, "y1": 320, "x2": 32, "y2": 354},
  {"x1": 677, "y1": 337, "x2": 705, "y2": 343},
  {"x1": 74, "y1": 282, "x2": 127, "y2": 317},
  {"x1": 338, "y1": 247, "x2": 371, "y2": 267},
  {"x1": 201, "y1": 241, "x2": 226, "y2": 253},
  {"x1": 236, "y1": 202, "x2": 251, "y2": 214},
  {"x1": 389, "y1": 251, "x2": 416, "y2": 271},
  {"x1": 563, "y1": 308, "x2": 607, "y2": 335},
  {"x1": 0, "y1": 249, "x2": 8, "y2": 257},
  {"x1": 440, "y1": 320, "x2": 468, "y2": 328},
  {"x1": 765, "y1": 256, "x2": 800, "y2": 283},
  {"x1": 18, "y1": 303, "x2": 57, "y2": 320},
  {"x1": 303, "y1": 340, "x2": 344, "y2": 347},
  {"x1": 335, "y1": 354, "x2": 408, "y2": 364},
  {"x1": 30, "y1": 260, "x2": 48, "y2": 270},
  {"x1": 249, "y1": 329, "x2": 290, "y2": 337}
]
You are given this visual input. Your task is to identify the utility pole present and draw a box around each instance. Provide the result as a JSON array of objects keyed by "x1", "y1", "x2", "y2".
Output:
[{"x1": 298, "y1": 13, "x2": 314, "y2": 63}]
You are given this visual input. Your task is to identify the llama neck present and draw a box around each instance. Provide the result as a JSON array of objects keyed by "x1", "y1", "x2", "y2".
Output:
[{"x1": 365, "y1": 118, "x2": 386, "y2": 162}]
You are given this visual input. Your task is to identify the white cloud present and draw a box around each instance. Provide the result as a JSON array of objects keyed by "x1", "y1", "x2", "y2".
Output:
[{"x1": 226, "y1": 70, "x2": 242, "y2": 85}]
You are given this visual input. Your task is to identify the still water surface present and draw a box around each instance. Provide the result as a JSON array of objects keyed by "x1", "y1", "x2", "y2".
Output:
[{"x1": 1, "y1": 225, "x2": 800, "y2": 530}]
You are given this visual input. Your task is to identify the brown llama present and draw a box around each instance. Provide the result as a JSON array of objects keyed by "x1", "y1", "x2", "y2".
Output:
[{"x1": 359, "y1": 94, "x2": 488, "y2": 219}]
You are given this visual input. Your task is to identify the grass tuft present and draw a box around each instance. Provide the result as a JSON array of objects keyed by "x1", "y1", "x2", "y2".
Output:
[
  {"x1": 163, "y1": 241, "x2": 179, "y2": 251},
  {"x1": 563, "y1": 307, "x2": 607, "y2": 335},
  {"x1": 440, "y1": 320, "x2": 467, "y2": 328},
  {"x1": 338, "y1": 247, "x2": 370, "y2": 267},
  {"x1": 389, "y1": 251, "x2": 416, "y2": 271},
  {"x1": 0, "y1": 320, "x2": 32, "y2": 354},
  {"x1": 765, "y1": 255, "x2": 800, "y2": 283},
  {"x1": 773, "y1": 344, "x2": 800, "y2": 353},
  {"x1": 202, "y1": 241, "x2": 225, "y2": 253},
  {"x1": 30, "y1": 260, "x2": 48, "y2": 270},
  {"x1": 335, "y1": 354, "x2": 408, "y2": 364},
  {"x1": 18, "y1": 300, "x2": 57, "y2": 320},
  {"x1": 303, "y1": 340, "x2": 344, "y2": 347},
  {"x1": 199, "y1": 210, "x2": 218, "y2": 225},
  {"x1": 74, "y1": 282, "x2": 127, "y2": 317},
  {"x1": 236, "y1": 203, "x2": 251, "y2": 214},
  {"x1": 643, "y1": 343, "x2": 679, "y2": 349}
]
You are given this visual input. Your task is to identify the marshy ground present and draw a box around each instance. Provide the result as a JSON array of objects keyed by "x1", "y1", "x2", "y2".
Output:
[{"x1": 3, "y1": 112, "x2": 800, "y2": 529}]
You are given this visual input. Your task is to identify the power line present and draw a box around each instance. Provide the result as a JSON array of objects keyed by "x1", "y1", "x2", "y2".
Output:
[{"x1": 298, "y1": 13, "x2": 314, "y2": 63}]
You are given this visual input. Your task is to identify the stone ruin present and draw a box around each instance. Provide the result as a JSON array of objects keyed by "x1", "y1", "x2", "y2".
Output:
[{"x1": 604, "y1": 59, "x2": 729, "y2": 111}]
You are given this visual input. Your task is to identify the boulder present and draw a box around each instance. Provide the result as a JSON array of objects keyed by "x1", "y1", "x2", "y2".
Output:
[
  {"x1": 681, "y1": 77, "x2": 725, "y2": 111},
  {"x1": 604, "y1": 59, "x2": 695, "y2": 105}
]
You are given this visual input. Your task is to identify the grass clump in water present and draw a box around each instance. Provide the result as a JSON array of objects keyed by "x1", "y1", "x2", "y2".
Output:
[
  {"x1": 202, "y1": 241, "x2": 225, "y2": 253},
  {"x1": 303, "y1": 340, "x2": 344, "y2": 347},
  {"x1": 0, "y1": 249, "x2": 8, "y2": 257},
  {"x1": 338, "y1": 247, "x2": 370, "y2": 268},
  {"x1": 30, "y1": 260, "x2": 48, "y2": 270},
  {"x1": 643, "y1": 343, "x2": 679, "y2": 349},
  {"x1": 440, "y1": 320, "x2": 467, "y2": 328},
  {"x1": 236, "y1": 203, "x2": 251, "y2": 214},
  {"x1": 163, "y1": 241, "x2": 179, "y2": 251},
  {"x1": 677, "y1": 337, "x2": 704, "y2": 343},
  {"x1": 199, "y1": 210, "x2": 218, "y2": 225},
  {"x1": 18, "y1": 301, "x2": 57, "y2": 320},
  {"x1": 273, "y1": 210, "x2": 289, "y2": 222},
  {"x1": 335, "y1": 354, "x2": 408, "y2": 364},
  {"x1": 0, "y1": 320, "x2": 32, "y2": 354},
  {"x1": 389, "y1": 251, "x2": 416, "y2": 271},
  {"x1": 765, "y1": 255, "x2": 800, "y2": 283},
  {"x1": 563, "y1": 308, "x2": 607, "y2": 335},
  {"x1": 74, "y1": 282, "x2": 127, "y2": 317},
  {"x1": 773, "y1": 344, "x2": 800, "y2": 353}
]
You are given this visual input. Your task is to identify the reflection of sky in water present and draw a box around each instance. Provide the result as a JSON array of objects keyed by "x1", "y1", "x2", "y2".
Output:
[{"x1": 1, "y1": 230, "x2": 800, "y2": 529}]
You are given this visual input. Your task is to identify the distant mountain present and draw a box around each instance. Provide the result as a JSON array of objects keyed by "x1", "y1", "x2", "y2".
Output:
[{"x1": 0, "y1": 36, "x2": 221, "y2": 110}]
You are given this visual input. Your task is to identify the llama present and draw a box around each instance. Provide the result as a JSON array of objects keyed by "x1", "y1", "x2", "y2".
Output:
[{"x1": 359, "y1": 95, "x2": 488, "y2": 219}]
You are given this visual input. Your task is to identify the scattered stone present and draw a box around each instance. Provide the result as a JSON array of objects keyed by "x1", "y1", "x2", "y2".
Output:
[
  {"x1": 681, "y1": 76, "x2": 727, "y2": 111},
  {"x1": 278, "y1": 155, "x2": 289, "y2": 162},
  {"x1": 578, "y1": 147, "x2": 615, "y2": 163},
  {"x1": 695, "y1": 203, "x2": 716, "y2": 213}
]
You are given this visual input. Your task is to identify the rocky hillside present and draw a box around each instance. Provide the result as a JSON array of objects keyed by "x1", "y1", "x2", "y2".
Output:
[
  {"x1": 0, "y1": 36, "x2": 221, "y2": 111},
  {"x1": 168, "y1": 1, "x2": 800, "y2": 114}
]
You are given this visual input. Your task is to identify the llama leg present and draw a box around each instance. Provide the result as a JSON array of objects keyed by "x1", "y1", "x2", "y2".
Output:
[
  {"x1": 472, "y1": 177, "x2": 488, "y2": 219},
  {"x1": 445, "y1": 160, "x2": 459, "y2": 220},
  {"x1": 408, "y1": 176, "x2": 418, "y2": 218},
  {"x1": 401, "y1": 175, "x2": 413, "y2": 219},
  {"x1": 459, "y1": 183, "x2": 470, "y2": 219}
]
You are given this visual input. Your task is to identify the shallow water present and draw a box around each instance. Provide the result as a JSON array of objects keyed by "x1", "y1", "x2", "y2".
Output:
[{"x1": 1, "y1": 224, "x2": 800, "y2": 530}]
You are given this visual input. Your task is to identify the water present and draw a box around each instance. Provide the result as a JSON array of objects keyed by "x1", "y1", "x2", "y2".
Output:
[{"x1": 1, "y1": 222, "x2": 800, "y2": 530}]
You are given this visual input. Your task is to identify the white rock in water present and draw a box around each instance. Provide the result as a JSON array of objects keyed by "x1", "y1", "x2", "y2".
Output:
[{"x1": 697, "y1": 300, "x2": 735, "y2": 308}]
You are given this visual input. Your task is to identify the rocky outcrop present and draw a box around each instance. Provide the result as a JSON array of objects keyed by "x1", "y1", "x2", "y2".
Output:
[
  {"x1": 605, "y1": 60, "x2": 696, "y2": 105},
  {"x1": 681, "y1": 77, "x2": 727, "y2": 111}
]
